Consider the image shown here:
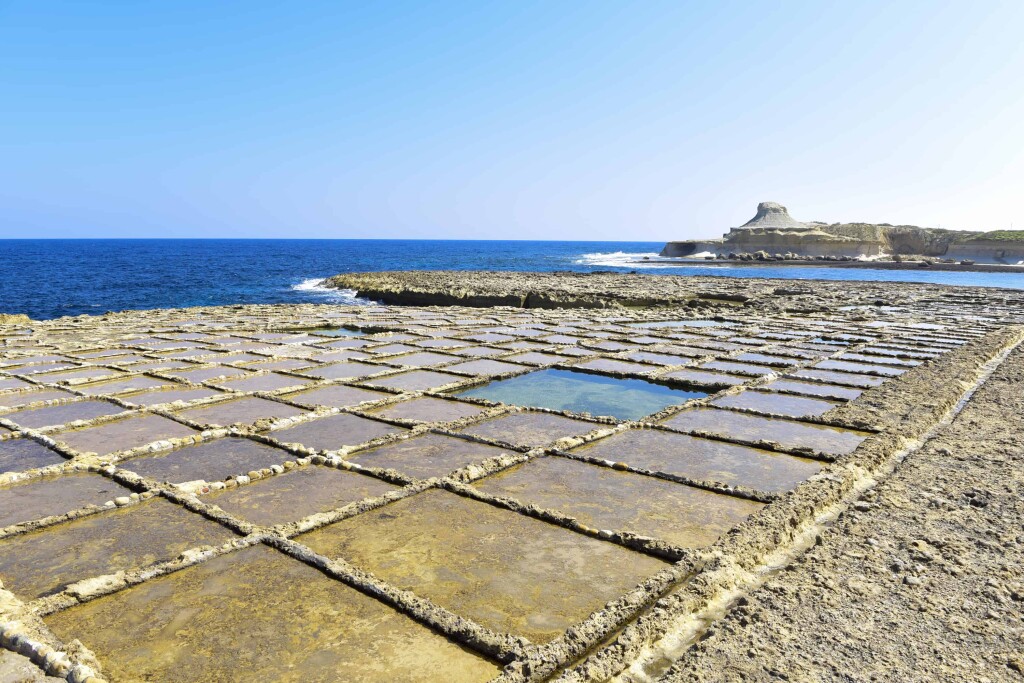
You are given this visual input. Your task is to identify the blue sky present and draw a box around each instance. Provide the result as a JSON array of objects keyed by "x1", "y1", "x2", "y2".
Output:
[{"x1": 2, "y1": 1, "x2": 1022, "y2": 240}]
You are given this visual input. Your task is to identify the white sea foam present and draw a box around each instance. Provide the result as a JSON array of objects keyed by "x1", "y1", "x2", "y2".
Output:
[
  {"x1": 290, "y1": 278, "x2": 369, "y2": 304},
  {"x1": 573, "y1": 251, "x2": 672, "y2": 268},
  {"x1": 572, "y1": 251, "x2": 728, "y2": 269}
]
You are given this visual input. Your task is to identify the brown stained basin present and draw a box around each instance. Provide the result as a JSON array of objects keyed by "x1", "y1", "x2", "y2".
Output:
[
  {"x1": 298, "y1": 488, "x2": 667, "y2": 643},
  {"x1": 52, "y1": 414, "x2": 197, "y2": 456},
  {"x1": 363, "y1": 370, "x2": 464, "y2": 392},
  {"x1": 0, "y1": 497, "x2": 234, "y2": 601},
  {"x1": 269, "y1": 414, "x2": 405, "y2": 451},
  {"x1": 3, "y1": 400, "x2": 126, "y2": 429},
  {"x1": 456, "y1": 412, "x2": 599, "y2": 447},
  {"x1": 760, "y1": 379, "x2": 863, "y2": 401},
  {"x1": 0, "y1": 438, "x2": 67, "y2": 475},
  {"x1": 205, "y1": 466, "x2": 397, "y2": 526},
  {"x1": 570, "y1": 429, "x2": 821, "y2": 493},
  {"x1": 282, "y1": 384, "x2": 389, "y2": 409},
  {"x1": 474, "y1": 456, "x2": 762, "y2": 547},
  {"x1": 348, "y1": 433, "x2": 514, "y2": 479},
  {"x1": 366, "y1": 396, "x2": 486, "y2": 424},
  {"x1": 0, "y1": 472, "x2": 128, "y2": 527},
  {"x1": 661, "y1": 408, "x2": 869, "y2": 456},
  {"x1": 120, "y1": 386, "x2": 223, "y2": 407},
  {"x1": 118, "y1": 437, "x2": 290, "y2": 484},
  {"x1": 710, "y1": 391, "x2": 839, "y2": 418},
  {"x1": 175, "y1": 397, "x2": 306, "y2": 428},
  {"x1": 47, "y1": 544, "x2": 498, "y2": 682}
]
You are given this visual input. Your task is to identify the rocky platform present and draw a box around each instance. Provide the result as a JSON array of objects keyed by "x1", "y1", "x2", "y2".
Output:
[
  {"x1": 323, "y1": 269, "x2": 1024, "y2": 311},
  {"x1": 0, "y1": 274, "x2": 1022, "y2": 682}
]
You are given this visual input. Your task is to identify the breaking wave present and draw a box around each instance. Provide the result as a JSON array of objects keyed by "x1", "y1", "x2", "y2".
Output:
[
  {"x1": 572, "y1": 251, "x2": 728, "y2": 269},
  {"x1": 290, "y1": 278, "x2": 370, "y2": 304}
]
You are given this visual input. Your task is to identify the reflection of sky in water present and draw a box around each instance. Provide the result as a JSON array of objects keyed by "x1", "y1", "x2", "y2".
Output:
[{"x1": 457, "y1": 369, "x2": 705, "y2": 420}]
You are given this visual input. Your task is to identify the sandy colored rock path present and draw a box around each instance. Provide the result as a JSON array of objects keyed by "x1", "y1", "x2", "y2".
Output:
[{"x1": 660, "y1": 342, "x2": 1024, "y2": 683}]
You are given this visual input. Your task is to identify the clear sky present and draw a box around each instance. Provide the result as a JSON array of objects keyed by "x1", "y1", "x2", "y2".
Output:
[{"x1": 2, "y1": 1, "x2": 1023, "y2": 240}]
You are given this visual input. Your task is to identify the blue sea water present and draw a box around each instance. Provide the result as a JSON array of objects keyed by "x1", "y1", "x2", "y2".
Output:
[{"x1": 2, "y1": 239, "x2": 1023, "y2": 320}]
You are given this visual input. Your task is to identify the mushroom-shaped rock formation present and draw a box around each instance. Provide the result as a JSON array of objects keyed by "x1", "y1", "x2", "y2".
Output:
[{"x1": 738, "y1": 202, "x2": 808, "y2": 230}]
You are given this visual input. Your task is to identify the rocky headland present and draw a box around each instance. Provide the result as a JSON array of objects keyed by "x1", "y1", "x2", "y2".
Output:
[{"x1": 662, "y1": 201, "x2": 1024, "y2": 266}]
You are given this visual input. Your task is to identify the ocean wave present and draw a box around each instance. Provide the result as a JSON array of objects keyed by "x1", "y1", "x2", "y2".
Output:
[
  {"x1": 290, "y1": 278, "x2": 370, "y2": 304},
  {"x1": 572, "y1": 251, "x2": 729, "y2": 269},
  {"x1": 573, "y1": 251, "x2": 671, "y2": 268}
]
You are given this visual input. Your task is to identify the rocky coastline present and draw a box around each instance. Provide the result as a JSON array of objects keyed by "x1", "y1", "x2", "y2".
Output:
[{"x1": 662, "y1": 201, "x2": 1024, "y2": 266}]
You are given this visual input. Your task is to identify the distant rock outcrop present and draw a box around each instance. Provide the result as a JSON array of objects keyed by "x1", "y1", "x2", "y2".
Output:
[
  {"x1": 661, "y1": 201, "x2": 1024, "y2": 264},
  {"x1": 739, "y1": 202, "x2": 808, "y2": 230}
]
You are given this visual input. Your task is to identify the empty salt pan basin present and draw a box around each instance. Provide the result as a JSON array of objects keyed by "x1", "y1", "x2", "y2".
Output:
[
  {"x1": 813, "y1": 359, "x2": 906, "y2": 377},
  {"x1": 384, "y1": 351, "x2": 460, "y2": 368},
  {"x1": 456, "y1": 411, "x2": 600, "y2": 448},
  {"x1": 791, "y1": 369, "x2": 886, "y2": 388},
  {"x1": 760, "y1": 379, "x2": 862, "y2": 401},
  {"x1": 474, "y1": 456, "x2": 762, "y2": 548},
  {"x1": 0, "y1": 388, "x2": 73, "y2": 408},
  {"x1": 711, "y1": 391, "x2": 839, "y2": 418},
  {"x1": 118, "y1": 437, "x2": 290, "y2": 485},
  {"x1": 0, "y1": 472, "x2": 129, "y2": 528},
  {"x1": 699, "y1": 361, "x2": 775, "y2": 377},
  {"x1": 348, "y1": 432, "x2": 515, "y2": 479},
  {"x1": 52, "y1": 414, "x2": 197, "y2": 456},
  {"x1": 205, "y1": 465, "x2": 397, "y2": 527},
  {"x1": 269, "y1": 413, "x2": 405, "y2": 451},
  {"x1": 570, "y1": 429, "x2": 821, "y2": 493},
  {"x1": 0, "y1": 438, "x2": 66, "y2": 475},
  {"x1": 661, "y1": 369, "x2": 748, "y2": 388},
  {"x1": 631, "y1": 320, "x2": 732, "y2": 328},
  {"x1": 661, "y1": 407, "x2": 869, "y2": 456},
  {"x1": 281, "y1": 384, "x2": 388, "y2": 409},
  {"x1": 0, "y1": 497, "x2": 233, "y2": 600},
  {"x1": 299, "y1": 326, "x2": 367, "y2": 337},
  {"x1": 175, "y1": 397, "x2": 306, "y2": 428},
  {"x1": 45, "y1": 544, "x2": 498, "y2": 682},
  {"x1": 455, "y1": 369, "x2": 704, "y2": 421},
  {"x1": 362, "y1": 369, "x2": 465, "y2": 392},
  {"x1": 77, "y1": 376, "x2": 174, "y2": 395},
  {"x1": 3, "y1": 399, "x2": 126, "y2": 429},
  {"x1": 213, "y1": 372, "x2": 315, "y2": 392},
  {"x1": 120, "y1": 386, "x2": 223, "y2": 407},
  {"x1": 366, "y1": 396, "x2": 486, "y2": 424},
  {"x1": 298, "y1": 488, "x2": 667, "y2": 643}
]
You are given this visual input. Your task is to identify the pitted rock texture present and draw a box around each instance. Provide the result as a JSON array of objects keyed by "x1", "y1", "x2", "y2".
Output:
[{"x1": 660, "y1": 342, "x2": 1024, "y2": 683}]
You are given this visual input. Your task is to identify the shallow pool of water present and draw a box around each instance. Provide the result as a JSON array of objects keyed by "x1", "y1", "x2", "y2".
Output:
[{"x1": 455, "y1": 368, "x2": 705, "y2": 420}]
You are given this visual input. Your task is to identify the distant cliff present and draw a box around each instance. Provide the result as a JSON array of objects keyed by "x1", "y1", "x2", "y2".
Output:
[{"x1": 662, "y1": 202, "x2": 1024, "y2": 264}]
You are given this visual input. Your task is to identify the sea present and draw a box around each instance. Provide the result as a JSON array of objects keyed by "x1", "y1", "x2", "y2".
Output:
[{"x1": 2, "y1": 239, "x2": 1024, "y2": 321}]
